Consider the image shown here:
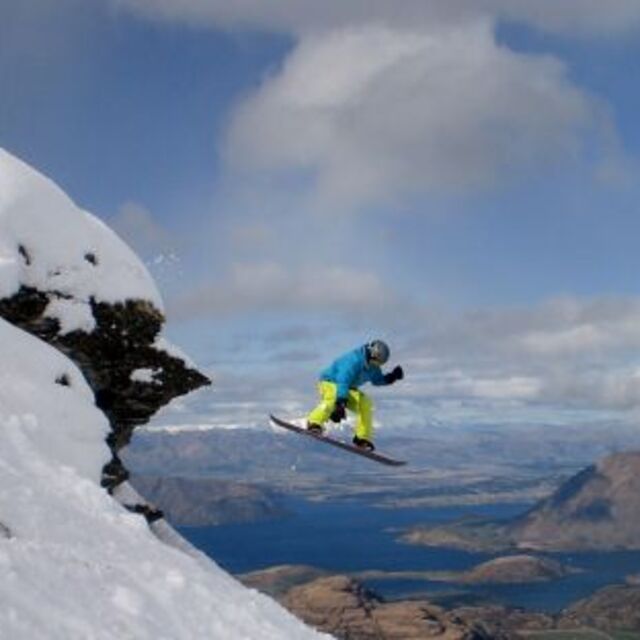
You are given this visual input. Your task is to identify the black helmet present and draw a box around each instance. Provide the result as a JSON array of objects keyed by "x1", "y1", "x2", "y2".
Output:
[{"x1": 366, "y1": 340, "x2": 390, "y2": 365}]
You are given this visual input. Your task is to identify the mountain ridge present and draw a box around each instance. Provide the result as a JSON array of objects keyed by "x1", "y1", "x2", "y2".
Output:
[
  {"x1": 511, "y1": 450, "x2": 640, "y2": 551},
  {"x1": 403, "y1": 450, "x2": 640, "y2": 553}
]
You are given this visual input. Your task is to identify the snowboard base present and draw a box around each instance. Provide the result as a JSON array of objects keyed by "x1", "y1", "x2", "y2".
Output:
[{"x1": 270, "y1": 414, "x2": 406, "y2": 467}]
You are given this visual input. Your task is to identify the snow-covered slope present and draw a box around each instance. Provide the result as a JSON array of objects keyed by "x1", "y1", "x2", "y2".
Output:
[
  {"x1": 0, "y1": 148, "x2": 162, "y2": 332},
  {"x1": 0, "y1": 149, "x2": 327, "y2": 639}
]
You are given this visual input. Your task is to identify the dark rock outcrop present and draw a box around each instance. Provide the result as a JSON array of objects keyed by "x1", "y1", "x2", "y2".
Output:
[{"x1": 0, "y1": 286, "x2": 210, "y2": 490}]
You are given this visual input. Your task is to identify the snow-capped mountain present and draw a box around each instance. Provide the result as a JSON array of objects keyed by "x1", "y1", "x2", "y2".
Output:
[{"x1": 0, "y1": 148, "x2": 327, "y2": 639}]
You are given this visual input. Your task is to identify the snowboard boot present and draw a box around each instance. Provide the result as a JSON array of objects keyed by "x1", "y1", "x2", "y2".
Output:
[
  {"x1": 306, "y1": 422, "x2": 325, "y2": 436},
  {"x1": 352, "y1": 436, "x2": 375, "y2": 452}
]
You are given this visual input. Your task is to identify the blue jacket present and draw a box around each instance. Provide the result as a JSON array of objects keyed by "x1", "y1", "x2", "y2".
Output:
[{"x1": 320, "y1": 345, "x2": 387, "y2": 401}]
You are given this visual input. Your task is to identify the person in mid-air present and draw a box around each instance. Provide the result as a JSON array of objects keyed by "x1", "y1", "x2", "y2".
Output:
[{"x1": 306, "y1": 340, "x2": 404, "y2": 452}]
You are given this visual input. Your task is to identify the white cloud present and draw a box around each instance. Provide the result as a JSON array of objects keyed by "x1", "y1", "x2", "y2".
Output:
[
  {"x1": 114, "y1": 0, "x2": 640, "y2": 37},
  {"x1": 402, "y1": 296, "x2": 640, "y2": 411},
  {"x1": 161, "y1": 291, "x2": 640, "y2": 428},
  {"x1": 491, "y1": 0, "x2": 640, "y2": 36},
  {"x1": 225, "y1": 21, "x2": 597, "y2": 210},
  {"x1": 168, "y1": 261, "x2": 391, "y2": 318},
  {"x1": 403, "y1": 369, "x2": 542, "y2": 401},
  {"x1": 173, "y1": 290, "x2": 640, "y2": 414},
  {"x1": 112, "y1": 0, "x2": 630, "y2": 212},
  {"x1": 520, "y1": 324, "x2": 609, "y2": 355},
  {"x1": 543, "y1": 368, "x2": 640, "y2": 411},
  {"x1": 517, "y1": 299, "x2": 640, "y2": 359}
]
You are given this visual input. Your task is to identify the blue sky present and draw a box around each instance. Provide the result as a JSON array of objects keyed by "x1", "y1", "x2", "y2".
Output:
[{"x1": 3, "y1": 0, "x2": 640, "y2": 431}]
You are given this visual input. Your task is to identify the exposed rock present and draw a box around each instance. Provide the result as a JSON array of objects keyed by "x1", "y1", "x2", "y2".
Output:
[
  {"x1": 0, "y1": 286, "x2": 210, "y2": 491},
  {"x1": 244, "y1": 565, "x2": 640, "y2": 638},
  {"x1": 559, "y1": 584, "x2": 640, "y2": 631},
  {"x1": 130, "y1": 475, "x2": 288, "y2": 526},
  {"x1": 458, "y1": 554, "x2": 571, "y2": 584},
  {"x1": 0, "y1": 522, "x2": 11, "y2": 538},
  {"x1": 370, "y1": 600, "x2": 489, "y2": 640},
  {"x1": 283, "y1": 576, "x2": 379, "y2": 639},
  {"x1": 280, "y1": 575, "x2": 492, "y2": 639}
]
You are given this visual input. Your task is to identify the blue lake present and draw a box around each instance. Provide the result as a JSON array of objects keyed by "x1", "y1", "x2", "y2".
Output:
[{"x1": 180, "y1": 497, "x2": 640, "y2": 613}]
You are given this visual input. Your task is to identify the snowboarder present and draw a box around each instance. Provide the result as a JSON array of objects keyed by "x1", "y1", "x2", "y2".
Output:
[{"x1": 306, "y1": 340, "x2": 404, "y2": 452}]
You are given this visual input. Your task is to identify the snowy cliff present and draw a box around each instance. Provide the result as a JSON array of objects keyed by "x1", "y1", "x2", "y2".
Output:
[
  {"x1": 0, "y1": 149, "x2": 327, "y2": 639},
  {"x1": 0, "y1": 147, "x2": 210, "y2": 490}
]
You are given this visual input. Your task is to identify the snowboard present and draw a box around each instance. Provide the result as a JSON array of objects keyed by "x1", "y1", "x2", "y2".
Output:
[{"x1": 269, "y1": 414, "x2": 407, "y2": 467}]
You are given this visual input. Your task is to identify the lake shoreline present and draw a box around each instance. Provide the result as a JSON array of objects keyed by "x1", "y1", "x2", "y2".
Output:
[{"x1": 178, "y1": 495, "x2": 640, "y2": 615}]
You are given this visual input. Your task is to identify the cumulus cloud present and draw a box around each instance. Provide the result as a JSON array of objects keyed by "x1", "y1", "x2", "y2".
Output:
[
  {"x1": 112, "y1": 0, "x2": 631, "y2": 212},
  {"x1": 401, "y1": 296, "x2": 640, "y2": 412},
  {"x1": 174, "y1": 288, "x2": 640, "y2": 414},
  {"x1": 102, "y1": 0, "x2": 640, "y2": 419},
  {"x1": 225, "y1": 21, "x2": 597, "y2": 210}
]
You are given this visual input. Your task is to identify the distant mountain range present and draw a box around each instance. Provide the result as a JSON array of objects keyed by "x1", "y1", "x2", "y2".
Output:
[
  {"x1": 124, "y1": 423, "x2": 640, "y2": 510},
  {"x1": 130, "y1": 475, "x2": 288, "y2": 526},
  {"x1": 404, "y1": 451, "x2": 640, "y2": 552},
  {"x1": 510, "y1": 450, "x2": 640, "y2": 551},
  {"x1": 127, "y1": 421, "x2": 640, "y2": 480},
  {"x1": 128, "y1": 427, "x2": 640, "y2": 551}
]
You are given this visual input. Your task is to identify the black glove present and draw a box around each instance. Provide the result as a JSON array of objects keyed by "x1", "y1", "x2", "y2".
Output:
[
  {"x1": 330, "y1": 398, "x2": 347, "y2": 423},
  {"x1": 384, "y1": 365, "x2": 404, "y2": 385}
]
